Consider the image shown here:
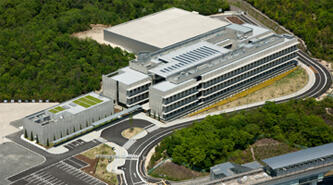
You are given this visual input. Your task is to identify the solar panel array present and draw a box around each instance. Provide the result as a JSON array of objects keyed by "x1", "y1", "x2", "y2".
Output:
[{"x1": 159, "y1": 46, "x2": 220, "y2": 74}]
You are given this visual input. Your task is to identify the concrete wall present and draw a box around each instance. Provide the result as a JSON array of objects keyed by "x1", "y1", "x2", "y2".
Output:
[
  {"x1": 23, "y1": 100, "x2": 114, "y2": 145},
  {"x1": 104, "y1": 29, "x2": 160, "y2": 53},
  {"x1": 102, "y1": 73, "x2": 118, "y2": 101}
]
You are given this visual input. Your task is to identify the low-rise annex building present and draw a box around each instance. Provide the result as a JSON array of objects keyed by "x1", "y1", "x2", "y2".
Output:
[
  {"x1": 207, "y1": 143, "x2": 333, "y2": 185},
  {"x1": 102, "y1": 8, "x2": 299, "y2": 121},
  {"x1": 23, "y1": 92, "x2": 114, "y2": 145}
]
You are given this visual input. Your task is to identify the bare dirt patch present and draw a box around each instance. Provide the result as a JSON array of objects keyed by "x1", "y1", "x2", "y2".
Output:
[
  {"x1": 151, "y1": 161, "x2": 208, "y2": 181},
  {"x1": 252, "y1": 138, "x2": 298, "y2": 161},
  {"x1": 230, "y1": 138, "x2": 298, "y2": 164},
  {"x1": 72, "y1": 24, "x2": 127, "y2": 51},
  {"x1": 121, "y1": 127, "x2": 144, "y2": 139},
  {"x1": 226, "y1": 16, "x2": 244, "y2": 24},
  {"x1": 203, "y1": 67, "x2": 308, "y2": 113},
  {"x1": 80, "y1": 144, "x2": 117, "y2": 185}
]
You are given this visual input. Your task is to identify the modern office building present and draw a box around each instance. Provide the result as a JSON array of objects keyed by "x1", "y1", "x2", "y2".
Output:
[
  {"x1": 103, "y1": 8, "x2": 299, "y2": 121},
  {"x1": 23, "y1": 92, "x2": 114, "y2": 145}
]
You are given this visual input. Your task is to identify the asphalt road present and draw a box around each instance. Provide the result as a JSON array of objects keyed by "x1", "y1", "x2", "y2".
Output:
[
  {"x1": 5, "y1": 48, "x2": 331, "y2": 185},
  {"x1": 101, "y1": 119, "x2": 153, "y2": 146},
  {"x1": 121, "y1": 51, "x2": 332, "y2": 185},
  {"x1": 4, "y1": 14, "x2": 332, "y2": 185},
  {"x1": 6, "y1": 130, "x2": 102, "y2": 184}
]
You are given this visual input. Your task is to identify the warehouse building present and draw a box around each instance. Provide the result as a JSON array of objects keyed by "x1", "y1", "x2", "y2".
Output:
[
  {"x1": 263, "y1": 142, "x2": 333, "y2": 177},
  {"x1": 104, "y1": 8, "x2": 229, "y2": 53},
  {"x1": 23, "y1": 92, "x2": 114, "y2": 145},
  {"x1": 207, "y1": 143, "x2": 333, "y2": 185},
  {"x1": 103, "y1": 8, "x2": 299, "y2": 121}
]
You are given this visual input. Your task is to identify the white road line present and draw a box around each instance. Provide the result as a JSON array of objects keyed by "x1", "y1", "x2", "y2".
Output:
[
  {"x1": 85, "y1": 178, "x2": 97, "y2": 184},
  {"x1": 67, "y1": 158, "x2": 85, "y2": 168}
]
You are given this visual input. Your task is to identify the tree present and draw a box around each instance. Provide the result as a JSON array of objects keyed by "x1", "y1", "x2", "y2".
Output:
[
  {"x1": 36, "y1": 134, "x2": 39, "y2": 144},
  {"x1": 129, "y1": 113, "x2": 134, "y2": 132},
  {"x1": 24, "y1": 129, "x2": 28, "y2": 138},
  {"x1": 151, "y1": 99, "x2": 333, "y2": 170},
  {"x1": 30, "y1": 131, "x2": 33, "y2": 140},
  {"x1": 46, "y1": 138, "x2": 49, "y2": 147}
]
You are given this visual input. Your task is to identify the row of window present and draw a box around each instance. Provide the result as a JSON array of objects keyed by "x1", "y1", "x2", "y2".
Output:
[
  {"x1": 202, "y1": 47, "x2": 297, "y2": 88},
  {"x1": 163, "y1": 101, "x2": 198, "y2": 119},
  {"x1": 127, "y1": 92, "x2": 148, "y2": 105},
  {"x1": 162, "y1": 61, "x2": 296, "y2": 120},
  {"x1": 203, "y1": 61, "x2": 296, "y2": 103},
  {"x1": 163, "y1": 87, "x2": 197, "y2": 104},
  {"x1": 202, "y1": 55, "x2": 296, "y2": 96},
  {"x1": 127, "y1": 83, "x2": 150, "y2": 97},
  {"x1": 164, "y1": 95, "x2": 197, "y2": 113}
]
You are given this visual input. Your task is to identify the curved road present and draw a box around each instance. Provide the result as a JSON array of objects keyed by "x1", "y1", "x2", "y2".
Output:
[
  {"x1": 5, "y1": 51, "x2": 331, "y2": 185},
  {"x1": 120, "y1": 50, "x2": 332, "y2": 185}
]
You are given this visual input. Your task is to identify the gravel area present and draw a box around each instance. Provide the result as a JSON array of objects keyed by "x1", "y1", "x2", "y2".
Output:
[
  {"x1": 0, "y1": 103, "x2": 57, "y2": 144},
  {"x1": 72, "y1": 24, "x2": 128, "y2": 52}
]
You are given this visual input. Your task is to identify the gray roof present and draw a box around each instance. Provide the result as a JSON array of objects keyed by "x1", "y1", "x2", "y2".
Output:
[
  {"x1": 263, "y1": 142, "x2": 333, "y2": 170},
  {"x1": 112, "y1": 67, "x2": 150, "y2": 85},
  {"x1": 242, "y1": 161, "x2": 263, "y2": 169},
  {"x1": 226, "y1": 24, "x2": 252, "y2": 34},
  {"x1": 149, "y1": 41, "x2": 229, "y2": 78},
  {"x1": 211, "y1": 162, "x2": 236, "y2": 177}
]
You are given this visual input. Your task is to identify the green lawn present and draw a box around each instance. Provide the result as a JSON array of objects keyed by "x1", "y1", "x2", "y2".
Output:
[
  {"x1": 73, "y1": 95, "x2": 103, "y2": 108},
  {"x1": 49, "y1": 106, "x2": 65, "y2": 114},
  {"x1": 86, "y1": 95, "x2": 103, "y2": 103}
]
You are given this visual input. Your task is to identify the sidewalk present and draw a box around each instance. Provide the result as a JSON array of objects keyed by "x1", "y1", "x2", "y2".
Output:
[{"x1": 106, "y1": 142, "x2": 128, "y2": 174}]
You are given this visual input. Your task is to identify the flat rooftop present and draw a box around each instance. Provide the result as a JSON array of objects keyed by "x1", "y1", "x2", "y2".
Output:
[
  {"x1": 263, "y1": 142, "x2": 333, "y2": 170},
  {"x1": 112, "y1": 67, "x2": 150, "y2": 85},
  {"x1": 105, "y1": 7, "x2": 229, "y2": 49},
  {"x1": 47, "y1": 92, "x2": 110, "y2": 115},
  {"x1": 149, "y1": 41, "x2": 230, "y2": 78}
]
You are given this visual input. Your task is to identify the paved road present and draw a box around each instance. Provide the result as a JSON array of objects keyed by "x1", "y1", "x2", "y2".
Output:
[
  {"x1": 6, "y1": 131, "x2": 102, "y2": 183},
  {"x1": 101, "y1": 119, "x2": 152, "y2": 146},
  {"x1": 121, "y1": 51, "x2": 332, "y2": 185},
  {"x1": 5, "y1": 48, "x2": 331, "y2": 185}
]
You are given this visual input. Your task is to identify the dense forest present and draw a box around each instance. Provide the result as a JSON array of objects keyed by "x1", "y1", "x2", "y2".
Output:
[
  {"x1": 152, "y1": 98, "x2": 333, "y2": 170},
  {"x1": 246, "y1": 0, "x2": 332, "y2": 61},
  {"x1": 0, "y1": 0, "x2": 229, "y2": 101}
]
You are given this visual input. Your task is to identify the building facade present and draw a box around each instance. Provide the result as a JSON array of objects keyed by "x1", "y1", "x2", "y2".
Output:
[
  {"x1": 102, "y1": 9, "x2": 299, "y2": 121},
  {"x1": 23, "y1": 92, "x2": 114, "y2": 145}
]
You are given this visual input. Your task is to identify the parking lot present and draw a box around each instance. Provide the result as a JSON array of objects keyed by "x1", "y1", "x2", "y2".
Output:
[
  {"x1": 64, "y1": 139, "x2": 86, "y2": 150},
  {"x1": 11, "y1": 158, "x2": 106, "y2": 185}
]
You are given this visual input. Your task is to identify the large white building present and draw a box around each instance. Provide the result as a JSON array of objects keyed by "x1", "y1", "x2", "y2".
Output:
[
  {"x1": 102, "y1": 8, "x2": 299, "y2": 121},
  {"x1": 23, "y1": 92, "x2": 114, "y2": 145},
  {"x1": 104, "y1": 8, "x2": 229, "y2": 53}
]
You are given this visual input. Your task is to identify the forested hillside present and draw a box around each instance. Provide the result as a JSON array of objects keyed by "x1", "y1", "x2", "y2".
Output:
[
  {"x1": 152, "y1": 98, "x2": 333, "y2": 170},
  {"x1": 246, "y1": 0, "x2": 332, "y2": 61},
  {"x1": 0, "y1": 0, "x2": 229, "y2": 101}
]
